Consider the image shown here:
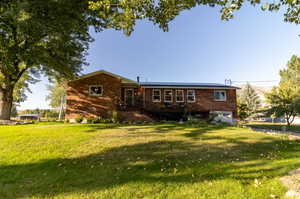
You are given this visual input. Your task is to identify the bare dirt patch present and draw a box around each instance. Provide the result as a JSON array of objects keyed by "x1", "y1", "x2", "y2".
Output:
[{"x1": 281, "y1": 169, "x2": 300, "y2": 199}]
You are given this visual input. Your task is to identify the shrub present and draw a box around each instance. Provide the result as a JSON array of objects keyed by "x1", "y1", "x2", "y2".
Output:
[
  {"x1": 111, "y1": 111, "x2": 119, "y2": 123},
  {"x1": 208, "y1": 113, "x2": 218, "y2": 123},
  {"x1": 185, "y1": 116, "x2": 208, "y2": 126},
  {"x1": 75, "y1": 115, "x2": 83, "y2": 123},
  {"x1": 87, "y1": 117, "x2": 102, "y2": 124},
  {"x1": 100, "y1": 118, "x2": 112, "y2": 123}
]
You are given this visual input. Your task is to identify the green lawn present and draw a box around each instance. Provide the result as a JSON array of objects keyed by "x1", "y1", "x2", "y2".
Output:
[
  {"x1": 0, "y1": 122, "x2": 299, "y2": 199},
  {"x1": 246, "y1": 122, "x2": 300, "y2": 132}
]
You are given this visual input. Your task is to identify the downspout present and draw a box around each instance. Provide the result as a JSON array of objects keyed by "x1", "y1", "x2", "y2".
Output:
[{"x1": 143, "y1": 88, "x2": 146, "y2": 109}]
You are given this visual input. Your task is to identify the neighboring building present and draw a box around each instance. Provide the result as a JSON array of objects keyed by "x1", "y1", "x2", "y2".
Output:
[
  {"x1": 18, "y1": 114, "x2": 40, "y2": 121},
  {"x1": 65, "y1": 70, "x2": 239, "y2": 121}
]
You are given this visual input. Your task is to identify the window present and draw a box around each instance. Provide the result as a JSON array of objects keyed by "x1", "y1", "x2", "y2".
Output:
[
  {"x1": 214, "y1": 90, "x2": 226, "y2": 101},
  {"x1": 152, "y1": 89, "x2": 161, "y2": 102},
  {"x1": 89, "y1": 85, "x2": 103, "y2": 96},
  {"x1": 164, "y1": 90, "x2": 173, "y2": 103},
  {"x1": 176, "y1": 90, "x2": 184, "y2": 102},
  {"x1": 187, "y1": 90, "x2": 196, "y2": 103}
]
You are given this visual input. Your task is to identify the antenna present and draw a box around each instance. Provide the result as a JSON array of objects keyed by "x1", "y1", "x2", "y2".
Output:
[{"x1": 225, "y1": 79, "x2": 232, "y2": 86}]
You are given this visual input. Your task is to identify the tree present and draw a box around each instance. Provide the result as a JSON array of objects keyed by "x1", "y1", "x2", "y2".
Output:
[
  {"x1": 280, "y1": 55, "x2": 300, "y2": 84},
  {"x1": 11, "y1": 71, "x2": 37, "y2": 117},
  {"x1": 265, "y1": 55, "x2": 300, "y2": 127},
  {"x1": 46, "y1": 81, "x2": 66, "y2": 120},
  {"x1": 265, "y1": 83, "x2": 300, "y2": 127},
  {"x1": 1, "y1": 0, "x2": 299, "y2": 120},
  {"x1": 237, "y1": 98, "x2": 250, "y2": 121},
  {"x1": 239, "y1": 83, "x2": 261, "y2": 119}
]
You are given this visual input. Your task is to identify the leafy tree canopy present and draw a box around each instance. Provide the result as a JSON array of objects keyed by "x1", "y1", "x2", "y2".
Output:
[
  {"x1": 0, "y1": 0, "x2": 299, "y2": 120},
  {"x1": 46, "y1": 81, "x2": 66, "y2": 109},
  {"x1": 265, "y1": 55, "x2": 300, "y2": 127}
]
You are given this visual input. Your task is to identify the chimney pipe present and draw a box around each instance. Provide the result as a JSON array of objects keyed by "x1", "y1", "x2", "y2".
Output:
[{"x1": 137, "y1": 76, "x2": 140, "y2": 83}]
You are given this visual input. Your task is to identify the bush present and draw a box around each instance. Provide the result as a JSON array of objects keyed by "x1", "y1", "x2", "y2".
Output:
[
  {"x1": 86, "y1": 117, "x2": 101, "y2": 124},
  {"x1": 111, "y1": 111, "x2": 119, "y2": 123},
  {"x1": 75, "y1": 115, "x2": 83, "y2": 123},
  {"x1": 100, "y1": 118, "x2": 112, "y2": 123},
  {"x1": 208, "y1": 113, "x2": 218, "y2": 123},
  {"x1": 185, "y1": 116, "x2": 208, "y2": 126}
]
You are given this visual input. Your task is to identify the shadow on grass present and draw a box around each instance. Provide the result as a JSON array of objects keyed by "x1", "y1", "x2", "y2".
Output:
[{"x1": 1, "y1": 132, "x2": 300, "y2": 198}]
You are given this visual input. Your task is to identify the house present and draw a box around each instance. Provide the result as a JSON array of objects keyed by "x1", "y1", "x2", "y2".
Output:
[
  {"x1": 18, "y1": 114, "x2": 40, "y2": 121},
  {"x1": 65, "y1": 70, "x2": 239, "y2": 121}
]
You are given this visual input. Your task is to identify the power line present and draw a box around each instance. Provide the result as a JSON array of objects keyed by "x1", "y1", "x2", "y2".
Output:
[{"x1": 232, "y1": 80, "x2": 279, "y2": 83}]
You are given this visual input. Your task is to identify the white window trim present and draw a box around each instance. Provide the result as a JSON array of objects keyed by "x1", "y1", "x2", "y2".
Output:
[
  {"x1": 214, "y1": 90, "x2": 227, "y2": 101},
  {"x1": 89, "y1": 85, "x2": 103, "y2": 96},
  {"x1": 176, "y1": 90, "x2": 184, "y2": 103},
  {"x1": 152, "y1": 89, "x2": 161, "y2": 102},
  {"x1": 187, "y1": 90, "x2": 196, "y2": 103},
  {"x1": 164, "y1": 89, "x2": 173, "y2": 103}
]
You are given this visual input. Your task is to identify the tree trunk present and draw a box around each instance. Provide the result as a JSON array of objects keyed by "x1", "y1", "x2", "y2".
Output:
[
  {"x1": 58, "y1": 95, "x2": 65, "y2": 121},
  {"x1": 286, "y1": 114, "x2": 292, "y2": 128},
  {"x1": 0, "y1": 87, "x2": 14, "y2": 120}
]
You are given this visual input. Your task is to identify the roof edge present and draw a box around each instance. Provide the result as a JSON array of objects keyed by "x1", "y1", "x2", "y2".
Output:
[
  {"x1": 140, "y1": 85, "x2": 240, "y2": 89},
  {"x1": 68, "y1": 70, "x2": 138, "y2": 84}
]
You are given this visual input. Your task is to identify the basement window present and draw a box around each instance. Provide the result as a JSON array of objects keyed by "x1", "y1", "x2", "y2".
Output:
[
  {"x1": 214, "y1": 90, "x2": 226, "y2": 101},
  {"x1": 164, "y1": 90, "x2": 173, "y2": 103},
  {"x1": 152, "y1": 89, "x2": 161, "y2": 102},
  {"x1": 187, "y1": 90, "x2": 196, "y2": 103},
  {"x1": 89, "y1": 85, "x2": 103, "y2": 96}
]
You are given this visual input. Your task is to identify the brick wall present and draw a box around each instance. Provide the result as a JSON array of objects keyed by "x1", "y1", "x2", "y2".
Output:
[
  {"x1": 65, "y1": 73, "x2": 122, "y2": 119},
  {"x1": 143, "y1": 88, "x2": 237, "y2": 118}
]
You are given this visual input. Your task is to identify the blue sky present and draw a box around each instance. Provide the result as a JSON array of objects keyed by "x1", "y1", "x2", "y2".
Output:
[{"x1": 19, "y1": 5, "x2": 300, "y2": 110}]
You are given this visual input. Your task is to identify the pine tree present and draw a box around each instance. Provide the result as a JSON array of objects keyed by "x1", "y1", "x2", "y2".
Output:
[{"x1": 239, "y1": 83, "x2": 261, "y2": 119}]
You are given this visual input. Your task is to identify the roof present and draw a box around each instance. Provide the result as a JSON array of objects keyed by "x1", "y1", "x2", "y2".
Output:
[
  {"x1": 69, "y1": 70, "x2": 239, "y2": 89},
  {"x1": 140, "y1": 82, "x2": 239, "y2": 89},
  {"x1": 18, "y1": 114, "x2": 40, "y2": 117},
  {"x1": 69, "y1": 70, "x2": 138, "y2": 84}
]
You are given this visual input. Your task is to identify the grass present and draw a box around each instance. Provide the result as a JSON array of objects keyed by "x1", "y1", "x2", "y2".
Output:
[
  {"x1": 246, "y1": 122, "x2": 300, "y2": 132},
  {"x1": 0, "y1": 122, "x2": 300, "y2": 199}
]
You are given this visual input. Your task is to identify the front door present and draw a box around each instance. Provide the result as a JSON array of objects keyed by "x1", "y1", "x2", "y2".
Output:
[{"x1": 125, "y1": 89, "x2": 134, "y2": 106}]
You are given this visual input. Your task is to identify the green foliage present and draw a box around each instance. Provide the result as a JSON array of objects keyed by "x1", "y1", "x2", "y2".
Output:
[
  {"x1": 1, "y1": 0, "x2": 299, "y2": 119},
  {"x1": 265, "y1": 55, "x2": 300, "y2": 127},
  {"x1": 19, "y1": 109, "x2": 59, "y2": 119},
  {"x1": 265, "y1": 83, "x2": 300, "y2": 126},
  {"x1": 75, "y1": 115, "x2": 84, "y2": 123},
  {"x1": 89, "y1": 0, "x2": 300, "y2": 34},
  {"x1": 46, "y1": 81, "x2": 66, "y2": 109},
  {"x1": 208, "y1": 113, "x2": 218, "y2": 123},
  {"x1": 237, "y1": 99, "x2": 250, "y2": 121},
  {"x1": 111, "y1": 110, "x2": 119, "y2": 123},
  {"x1": 13, "y1": 72, "x2": 38, "y2": 104},
  {"x1": 185, "y1": 117, "x2": 208, "y2": 126},
  {"x1": 46, "y1": 80, "x2": 66, "y2": 120},
  {"x1": 280, "y1": 55, "x2": 300, "y2": 85},
  {"x1": 239, "y1": 83, "x2": 261, "y2": 119},
  {"x1": 86, "y1": 117, "x2": 102, "y2": 124}
]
